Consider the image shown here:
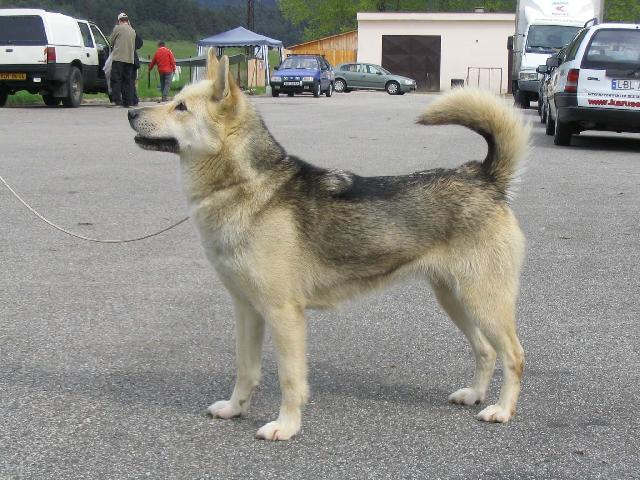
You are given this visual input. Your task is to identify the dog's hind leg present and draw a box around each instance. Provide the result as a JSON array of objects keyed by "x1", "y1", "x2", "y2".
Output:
[
  {"x1": 208, "y1": 297, "x2": 265, "y2": 419},
  {"x1": 432, "y1": 281, "x2": 497, "y2": 406},
  {"x1": 457, "y1": 279, "x2": 524, "y2": 423},
  {"x1": 255, "y1": 303, "x2": 308, "y2": 441}
]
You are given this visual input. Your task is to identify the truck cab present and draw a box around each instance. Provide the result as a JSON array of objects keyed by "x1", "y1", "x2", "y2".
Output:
[
  {"x1": 515, "y1": 21, "x2": 583, "y2": 107},
  {"x1": 0, "y1": 9, "x2": 111, "y2": 107}
]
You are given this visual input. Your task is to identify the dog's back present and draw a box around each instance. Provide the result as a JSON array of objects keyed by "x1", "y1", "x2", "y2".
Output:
[{"x1": 270, "y1": 90, "x2": 529, "y2": 299}]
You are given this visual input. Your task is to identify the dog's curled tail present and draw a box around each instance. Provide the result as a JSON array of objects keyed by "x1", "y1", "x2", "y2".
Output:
[{"x1": 417, "y1": 88, "x2": 530, "y2": 195}]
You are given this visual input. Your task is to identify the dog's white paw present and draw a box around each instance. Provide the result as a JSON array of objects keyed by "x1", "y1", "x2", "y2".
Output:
[
  {"x1": 207, "y1": 400, "x2": 244, "y2": 420},
  {"x1": 255, "y1": 420, "x2": 300, "y2": 441},
  {"x1": 448, "y1": 387, "x2": 483, "y2": 406},
  {"x1": 476, "y1": 404, "x2": 512, "y2": 423}
]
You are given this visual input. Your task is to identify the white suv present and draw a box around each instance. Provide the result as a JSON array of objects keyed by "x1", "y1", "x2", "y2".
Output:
[
  {"x1": 0, "y1": 9, "x2": 111, "y2": 107},
  {"x1": 545, "y1": 23, "x2": 640, "y2": 145}
]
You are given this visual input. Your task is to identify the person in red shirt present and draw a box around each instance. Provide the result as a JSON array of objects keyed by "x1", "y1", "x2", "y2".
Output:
[{"x1": 149, "y1": 41, "x2": 177, "y2": 102}]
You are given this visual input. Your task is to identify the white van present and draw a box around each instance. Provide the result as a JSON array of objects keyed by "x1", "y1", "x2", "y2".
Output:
[
  {"x1": 0, "y1": 9, "x2": 111, "y2": 107},
  {"x1": 545, "y1": 22, "x2": 640, "y2": 145}
]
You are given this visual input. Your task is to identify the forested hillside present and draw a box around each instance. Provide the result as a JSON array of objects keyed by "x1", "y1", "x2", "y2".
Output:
[
  {"x1": 0, "y1": 0, "x2": 302, "y2": 45},
  {"x1": 279, "y1": 0, "x2": 640, "y2": 41}
]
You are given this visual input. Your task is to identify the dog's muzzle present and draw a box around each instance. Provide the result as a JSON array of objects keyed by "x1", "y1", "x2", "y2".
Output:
[{"x1": 128, "y1": 108, "x2": 179, "y2": 154}]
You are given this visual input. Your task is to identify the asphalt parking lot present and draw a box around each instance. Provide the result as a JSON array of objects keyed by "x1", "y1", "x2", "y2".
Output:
[{"x1": 1, "y1": 91, "x2": 639, "y2": 479}]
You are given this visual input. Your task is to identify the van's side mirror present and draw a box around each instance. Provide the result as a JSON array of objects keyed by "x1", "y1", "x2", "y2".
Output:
[
  {"x1": 507, "y1": 36, "x2": 514, "y2": 51},
  {"x1": 536, "y1": 65, "x2": 548, "y2": 74},
  {"x1": 546, "y1": 56, "x2": 560, "y2": 68}
]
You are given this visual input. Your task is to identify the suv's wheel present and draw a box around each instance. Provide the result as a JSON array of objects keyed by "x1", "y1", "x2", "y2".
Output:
[
  {"x1": 42, "y1": 94, "x2": 61, "y2": 107},
  {"x1": 334, "y1": 78, "x2": 346, "y2": 93},
  {"x1": 271, "y1": 90, "x2": 279, "y2": 97},
  {"x1": 313, "y1": 81, "x2": 321, "y2": 97},
  {"x1": 62, "y1": 66, "x2": 83, "y2": 108},
  {"x1": 553, "y1": 117, "x2": 572, "y2": 146},
  {"x1": 545, "y1": 106, "x2": 555, "y2": 136},
  {"x1": 0, "y1": 90, "x2": 7, "y2": 107},
  {"x1": 325, "y1": 82, "x2": 333, "y2": 97},
  {"x1": 515, "y1": 89, "x2": 529, "y2": 109},
  {"x1": 386, "y1": 81, "x2": 400, "y2": 95}
]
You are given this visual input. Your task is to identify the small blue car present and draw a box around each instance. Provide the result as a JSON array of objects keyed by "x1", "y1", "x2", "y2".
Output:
[{"x1": 270, "y1": 55, "x2": 335, "y2": 98}]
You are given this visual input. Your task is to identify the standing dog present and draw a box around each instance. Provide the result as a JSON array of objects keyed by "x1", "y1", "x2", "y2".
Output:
[{"x1": 129, "y1": 50, "x2": 529, "y2": 441}]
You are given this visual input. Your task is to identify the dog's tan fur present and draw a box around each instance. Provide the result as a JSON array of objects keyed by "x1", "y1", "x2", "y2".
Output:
[{"x1": 129, "y1": 50, "x2": 529, "y2": 441}]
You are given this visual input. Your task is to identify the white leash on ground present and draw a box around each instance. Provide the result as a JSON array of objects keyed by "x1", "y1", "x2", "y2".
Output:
[{"x1": 1, "y1": 175, "x2": 189, "y2": 244}]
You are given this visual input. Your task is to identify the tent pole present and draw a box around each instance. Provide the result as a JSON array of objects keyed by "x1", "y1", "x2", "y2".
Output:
[{"x1": 264, "y1": 45, "x2": 271, "y2": 96}]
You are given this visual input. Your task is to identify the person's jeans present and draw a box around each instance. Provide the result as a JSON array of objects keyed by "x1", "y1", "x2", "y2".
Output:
[
  {"x1": 110, "y1": 61, "x2": 134, "y2": 106},
  {"x1": 159, "y1": 73, "x2": 173, "y2": 101}
]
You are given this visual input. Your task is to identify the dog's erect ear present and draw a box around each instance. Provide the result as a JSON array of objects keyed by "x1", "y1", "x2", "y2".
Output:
[
  {"x1": 206, "y1": 48, "x2": 219, "y2": 81},
  {"x1": 212, "y1": 55, "x2": 230, "y2": 100}
]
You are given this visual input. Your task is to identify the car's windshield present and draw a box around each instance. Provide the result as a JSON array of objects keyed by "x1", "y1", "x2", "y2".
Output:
[
  {"x1": 581, "y1": 29, "x2": 640, "y2": 70},
  {"x1": 279, "y1": 57, "x2": 318, "y2": 70},
  {"x1": 0, "y1": 16, "x2": 47, "y2": 45},
  {"x1": 526, "y1": 25, "x2": 581, "y2": 54}
]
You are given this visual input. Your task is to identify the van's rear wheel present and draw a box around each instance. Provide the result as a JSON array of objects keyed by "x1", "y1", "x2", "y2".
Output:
[
  {"x1": 62, "y1": 67, "x2": 83, "y2": 108},
  {"x1": 554, "y1": 117, "x2": 572, "y2": 146},
  {"x1": 0, "y1": 90, "x2": 7, "y2": 107},
  {"x1": 42, "y1": 94, "x2": 61, "y2": 107}
]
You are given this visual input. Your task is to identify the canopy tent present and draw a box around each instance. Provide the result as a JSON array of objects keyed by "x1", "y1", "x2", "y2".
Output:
[{"x1": 196, "y1": 26, "x2": 284, "y2": 90}]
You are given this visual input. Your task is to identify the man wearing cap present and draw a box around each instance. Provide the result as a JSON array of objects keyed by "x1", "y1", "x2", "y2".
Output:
[{"x1": 109, "y1": 13, "x2": 137, "y2": 107}]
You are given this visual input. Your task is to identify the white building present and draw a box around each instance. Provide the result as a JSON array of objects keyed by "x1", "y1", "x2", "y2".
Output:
[{"x1": 357, "y1": 12, "x2": 515, "y2": 94}]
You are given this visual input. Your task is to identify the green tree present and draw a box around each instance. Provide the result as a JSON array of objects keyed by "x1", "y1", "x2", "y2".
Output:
[
  {"x1": 605, "y1": 0, "x2": 640, "y2": 22},
  {"x1": 278, "y1": 0, "x2": 520, "y2": 42}
]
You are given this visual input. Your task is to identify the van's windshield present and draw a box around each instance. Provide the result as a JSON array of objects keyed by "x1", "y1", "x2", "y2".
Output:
[
  {"x1": 526, "y1": 25, "x2": 581, "y2": 54},
  {"x1": 581, "y1": 29, "x2": 640, "y2": 70},
  {"x1": 0, "y1": 16, "x2": 47, "y2": 45}
]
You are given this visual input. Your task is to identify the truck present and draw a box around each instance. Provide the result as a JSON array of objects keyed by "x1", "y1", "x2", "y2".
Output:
[
  {"x1": 0, "y1": 9, "x2": 111, "y2": 107},
  {"x1": 509, "y1": 0, "x2": 604, "y2": 108}
]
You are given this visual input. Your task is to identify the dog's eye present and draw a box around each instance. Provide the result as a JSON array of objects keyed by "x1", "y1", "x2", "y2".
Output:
[{"x1": 175, "y1": 102, "x2": 188, "y2": 112}]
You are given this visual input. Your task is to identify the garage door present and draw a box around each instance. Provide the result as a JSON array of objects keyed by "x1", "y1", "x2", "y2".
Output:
[{"x1": 381, "y1": 35, "x2": 441, "y2": 92}]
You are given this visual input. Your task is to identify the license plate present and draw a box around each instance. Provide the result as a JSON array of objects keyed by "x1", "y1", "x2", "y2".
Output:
[
  {"x1": 283, "y1": 81, "x2": 301, "y2": 86},
  {"x1": 612, "y1": 79, "x2": 640, "y2": 90},
  {"x1": 0, "y1": 72, "x2": 26, "y2": 80}
]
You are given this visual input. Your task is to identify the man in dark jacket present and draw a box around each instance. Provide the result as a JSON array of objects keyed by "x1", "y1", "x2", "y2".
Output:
[{"x1": 131, "y1": 32, "x2": 143, "y2": 106}]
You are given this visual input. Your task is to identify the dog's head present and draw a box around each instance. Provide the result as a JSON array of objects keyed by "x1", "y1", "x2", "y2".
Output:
[{"x1": 128, "y1": 50, "x2": 243, "y2": 158}]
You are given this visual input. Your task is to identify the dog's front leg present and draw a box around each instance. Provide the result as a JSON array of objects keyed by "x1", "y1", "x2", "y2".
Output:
[
  {"x1": 208, "y1": 297, "x2": 265, "y2": 419},
  {"x1": 255, "y1": 303, "x2": 308, "y2": 441}
]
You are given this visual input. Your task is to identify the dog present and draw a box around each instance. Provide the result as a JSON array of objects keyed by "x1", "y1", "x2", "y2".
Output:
[{"x1": 128, "y1": 50, "x2": 529, "y2": 441}]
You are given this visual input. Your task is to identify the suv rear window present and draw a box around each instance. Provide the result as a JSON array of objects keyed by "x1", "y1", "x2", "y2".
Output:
[
  {"x1": 581, "y1": 29, "x2": 640, "y2": 70},
  {"x1": 0, "y1": 15, "x2": 47, "y2": 45},
  {"x1": 0, "y1": 16, "x2": 47, "y2": 45}
]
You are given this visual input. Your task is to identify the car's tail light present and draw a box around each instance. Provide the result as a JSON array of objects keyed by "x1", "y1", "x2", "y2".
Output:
[
  {"x1": 45, "y1": 46, "x2": 56, "y2": 63},
  {"x1": 565, "y1": 69, "x2": 579, "y2": 93}
]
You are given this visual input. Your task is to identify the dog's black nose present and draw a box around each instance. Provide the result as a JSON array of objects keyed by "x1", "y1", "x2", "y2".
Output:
[{"x1": 128, "y1": 109, "x2": 139, "y2": 121}]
